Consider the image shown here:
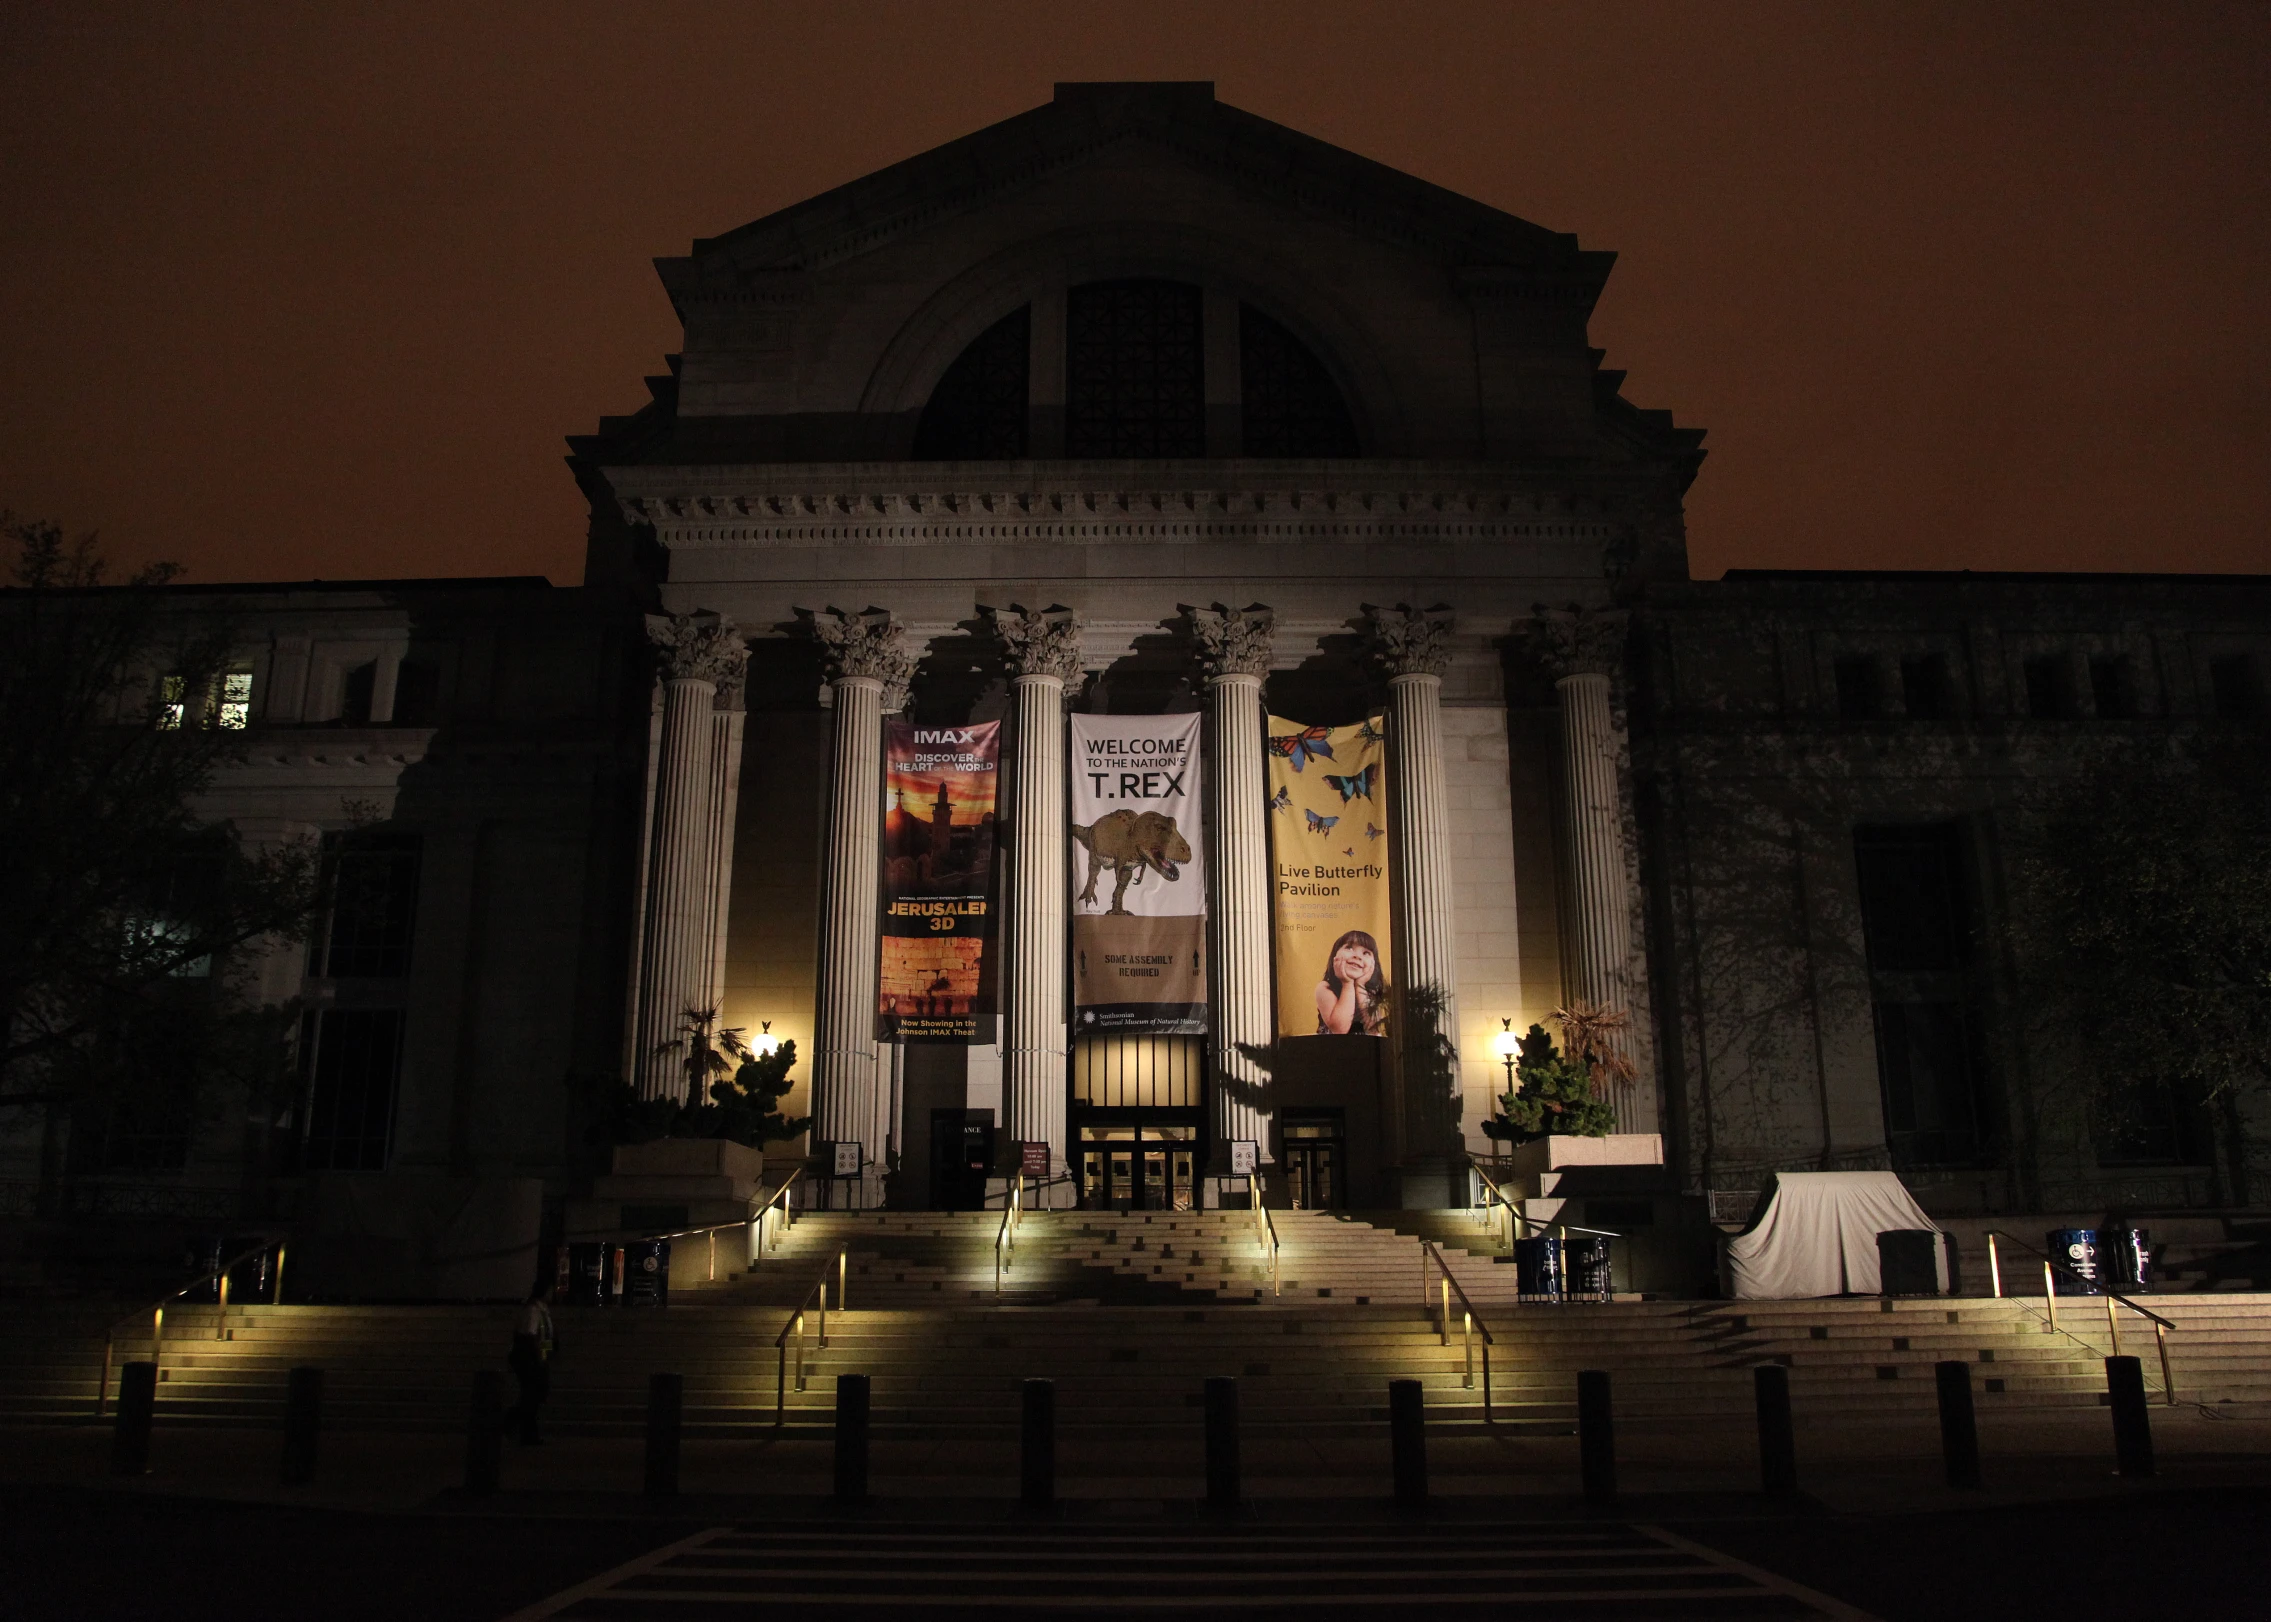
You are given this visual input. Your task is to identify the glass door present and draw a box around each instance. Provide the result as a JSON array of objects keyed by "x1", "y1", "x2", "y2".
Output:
[
  {"x1": 1282, "y1": 1113, "x2": 1344, "y2": 1210},
  {"x1": 1079, "y1": 1120, "x2": 1198, "y2": 1211}
]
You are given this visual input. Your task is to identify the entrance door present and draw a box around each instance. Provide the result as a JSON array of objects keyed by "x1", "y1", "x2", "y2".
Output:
[
  {"x1": 930, "y1": 1109, "x2": 994, "y2": 1211},
  {"x1": 1078, "y1": 1123, "x2": 1197, "y2": 1211},
  {"x1": 1281, "y1": 1112, "x2": 1345, "y2": 1210}
]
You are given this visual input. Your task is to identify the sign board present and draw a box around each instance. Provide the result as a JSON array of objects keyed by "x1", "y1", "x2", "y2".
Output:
[
  {"x1": 1020, "y1": 1140, "x2": 1051, "y2": 1179},
  {"x1": 1228, "y1": 1139, "x2": 1258, "y2": 1175},
  {"x1": 831, "y1": 1141, "x2": 863, "y2": 1178}
]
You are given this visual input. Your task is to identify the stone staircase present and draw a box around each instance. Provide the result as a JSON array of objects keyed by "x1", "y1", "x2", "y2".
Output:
[{"x1": 6, "y1": 1208, "x2": 2266, "y2": 1441}]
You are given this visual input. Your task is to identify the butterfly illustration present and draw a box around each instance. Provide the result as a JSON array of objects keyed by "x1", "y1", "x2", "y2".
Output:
[
  {"x1": 1267, "y1": 785, "x2": 1291, "y2": 813},
  {"x1": 1305, "y1": 808, "x2": 1340, "y2": 835},
  {"x1": 1342, "y1": 846, "x2": 1355, "y2": 857},
  {"x1": 1357, "y1": 716, "x2": 1385, "y2": 745},
  {"x1": 1267, "y1": 725, "x2": 1335, "y2": 772},
  {"x1": 1364, "y1": 822, "x2": 1384, "y2": 841},
  {"x1": 1322, "y1": 763, "x2": 1377, "y2": 803}
]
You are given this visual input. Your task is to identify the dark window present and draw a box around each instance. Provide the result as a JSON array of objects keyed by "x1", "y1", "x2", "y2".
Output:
[
  {"x1": 1854, "y1": 825, "x2": 1987, "y2": 1168},
  {"x1": 392, "y1": 660, "x2": 442, "y2": 726},
  {"x1": 2088, "y1": 654, "x2": 2131, "y2": 717},
  {"x1": 340, "y1": 662, "x2": 377, "y2": 726},
  {"x1": 1834, "y1": 656, "x2": 1881, "y2": 720},
  {"x1": 1240, "y1": 305, "x2": 1360, "y2": 457},
  {"x1": 1066, "y1": 280, "x2": 1204, "y2": 458},
  {"x1": 2023, "y1": 656, "x2": 2072, "y2": 718},
  {"x1": 310, "y1": 833, "x2": 422, "y2": 978},
  {"x1": 912, "y1": 306, "x2": 1030, "y2": 460},
  {"x1": 1900, "y1": 655, "x2": 1950, "y2": 719},
  {"x1": 2209, "y1": 654, "x2": 2259, "y2": 717},
  {"x1": 301, "y1": 1008, "x2": 404, "y2": 1172}
]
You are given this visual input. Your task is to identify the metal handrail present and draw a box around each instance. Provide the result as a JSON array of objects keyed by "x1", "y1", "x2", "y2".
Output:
[
  {"x1": 1419, "y1": 1240, "x2": 1496, "y2": 1421},
  {"x1": 1984, "y1": 1228, "x2": 2177, "y2": 1405},
  {"x1": 1250, "y1": 1179, "x2": 1280, "y2": 1296},
  {"x1": 773, "y1": 1248, "x2": 847, "y2": 1426},
  {"x1": 994, "y1": 1174, "x2": 1023, "y2": 1296},
  {"x1": 1473, "y1": 1163, "x2": 1519, "y2": 1253},
  {"x1": 616, "y1": 1167, "x2": 808, "y2": 1285},
  {"x1": 751, "y1": 1167, "x2": 804, "y2": 1263},
  {"x1": 96, "y1": 1237, "x2": 282, "y2": 1419},
  {"x1": 1472, "y1": 1162, "x2": 1621, "y2": 1252}
]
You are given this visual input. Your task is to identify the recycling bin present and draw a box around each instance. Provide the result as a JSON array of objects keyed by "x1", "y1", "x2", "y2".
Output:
[
  {"x1": 2105, "y1": 1227, "x2": 2152, "y2": 1292},
  {"x1": 1566, "y1": 1235, "x2": 1613, "y2": 1301},
  {"x1": 1514, "y1": 1235, "x2": 1563, "y2": 1302},
  {"x1": 2046, "y1": 1228, "x2": 2101, "y2": 1295},
  {"x1": 1876, "y1": 1229, "x2": 1941, "y2": 1296},
  {"x1": 567, "y1": 1241, "x2": 612, "y2": 1306}
]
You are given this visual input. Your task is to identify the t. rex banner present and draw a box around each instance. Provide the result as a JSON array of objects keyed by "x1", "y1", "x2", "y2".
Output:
[
  {"x1": 878, "y1": 719, "x2": 999, "y2": 1043},
  {"x1": 1070, "y1": 713, "x2": 1206, "y2": 1036},
  {"x1": 1267, "y1": 715, "x2": 1391, "y2": 1039}
]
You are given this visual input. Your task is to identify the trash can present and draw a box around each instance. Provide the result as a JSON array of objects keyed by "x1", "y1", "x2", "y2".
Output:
[
  {"x1": 1566, "y1": 1235, "x2": 1613, "y2": 1302},
  {"x1": 1513, "y1": 1235, "x2": 1563, "y2": 1302},
  {"x1": 567, "y1": 1241, "x2": 612, "y2": 1307},
  {"x1": 1876, "y1": 1229, "x2": 1941, "y2": 1296},
  {"x1": 2105, "y1": 1227, "x2": 2152, "y2": 1292},
  {"x1": 2046, "y1": 1228, "x2": 2101, "y2": 1295},
  {"x1": 621, "y1": 1239, "x2": 671, "y2": 1308},
  {"x1": 185, "y1": 1235, "x2": 274, "y2": 1303}
]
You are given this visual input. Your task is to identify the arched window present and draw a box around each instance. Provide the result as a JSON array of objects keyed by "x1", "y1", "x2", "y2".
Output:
[
  {"x1": 912, "y1": 305, "x2": 1030, "y2": 459},
  {"x1": 1067, "y1": 280, "x2": 1206, "y2": 457},
  {"x1": 1240, "y1": 305, "x2": 1360, "y2": 457}
]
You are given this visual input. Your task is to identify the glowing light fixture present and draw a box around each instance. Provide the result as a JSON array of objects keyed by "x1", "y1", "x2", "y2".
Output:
[
  {"x1": 1493, "y1": 1017, "x2": 1520, "y2": 1091},
  {"x1": 751, "y1": 1020, "x2": 780, "y2": 1058}
]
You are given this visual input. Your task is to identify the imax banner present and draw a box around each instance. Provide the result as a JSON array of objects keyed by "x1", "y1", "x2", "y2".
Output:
[
  {"x1": 1267, "y1": 715, "x2": 1391, "y2": 1039},
  {"x1": 1070, "y1": 713, "x2": 1206, "y2": 1037},
  {"x1": 878, "y1": 719, "x2": 999, "y2": 1044}
]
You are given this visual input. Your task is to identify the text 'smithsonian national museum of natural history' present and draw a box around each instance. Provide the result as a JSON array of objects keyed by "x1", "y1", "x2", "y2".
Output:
[{"x1": 26, "y1": 83, "x2": 2270, "y2": 1297}]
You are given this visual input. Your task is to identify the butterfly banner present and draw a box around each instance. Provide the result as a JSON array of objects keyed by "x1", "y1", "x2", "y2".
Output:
[
  {"x1": 1266, "y1": 714, "x2": 1391, "y2": 1039},
  {"x1": 1069, "y1": 713, "x2": 1207, "y2": 1037},
  {"x1": 877, "y1": 719, "x2": 1000, "y2": 1043}
]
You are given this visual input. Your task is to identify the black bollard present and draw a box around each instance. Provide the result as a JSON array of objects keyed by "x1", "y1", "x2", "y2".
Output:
[
  {"x1": 280, "y1": 1366, "x2": 323, "y2": 1485},
  {"x1": 465, "y1": 1370, "x2": 504, "y2": 1497},
  {"x1": 645, "y1": 1372, "x2": 683, "y2": 1498},
  {"x1": 834, "y1": 1373, "x2": 871, "y2": 1504},
  {"x1": 1205, "y1": 1376, "x2": 1240, "y2": 1510},
  {"x1": 1578, "y1": 1370, "x2": 1617, "y2": 1506},
  {"x1": 1753, "y1": 1364, "x2": 1797, "y2": 1498},
  {"x1": 1389, "y1": 1379, "x2": 1427, "y2": 1508},
  {"x1": 2105, "y1": 1356, "x2": 2154, "y2": 1479},
  {"x1": 1020, "y1": 1378, "x2": 1055, "y2": 1509},
  {"x1": 1934, "y1": 1360, "x2": 1980, "y2": 1488},
  {"x1": 111, "y1": 1361, "x2": 156, "y2": 1477}
]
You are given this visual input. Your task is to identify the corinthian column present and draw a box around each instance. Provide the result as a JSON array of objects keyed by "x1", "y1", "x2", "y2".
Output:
[
  {"x1": 635, "y1": 613, "x2": 748, "y2": 1100},
  {"x1": 992, "y1": 605, "x2": 1082, "y2": 1195},
  {"x1": 809, "y1": 609, "x2": 916, "y2": 1194},
  {"x1": 1190, "y1": 604, "x2": 1276, "y2": 1180},
  {"x1": 1367, "y1": 604, "x2": 1462, "y2": 1181},
  {"x1": 1530, "y1": 605, "x2": 1647, "y2": 1130}
]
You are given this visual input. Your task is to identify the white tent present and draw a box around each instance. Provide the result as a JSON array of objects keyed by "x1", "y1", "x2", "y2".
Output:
[{"x1": 1725, "y1": 1171, "x2": 1945, "y2": 1299}]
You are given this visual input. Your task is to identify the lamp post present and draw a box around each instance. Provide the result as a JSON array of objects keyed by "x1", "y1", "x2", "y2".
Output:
[
  {"x1": 1491, "y1": 1019, "x2": 1521, "y2": 1177},
  {"x1": 751, "y1": 1020, "x2": 780, "y2": 1058}
]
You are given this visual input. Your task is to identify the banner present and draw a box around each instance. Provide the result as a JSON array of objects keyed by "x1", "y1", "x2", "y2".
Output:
[
  {"x1": 1070, "y1": 713, "x2": 1206, "y2": 1036},
  {"x1": 1267, "y1": 715, "x2": 1391, "y2": 1039},
  {"x1": 878, "y1": 719, "x2": 999, "y2": 1043}
]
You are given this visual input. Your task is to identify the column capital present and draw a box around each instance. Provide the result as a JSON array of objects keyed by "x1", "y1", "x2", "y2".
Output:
[
  {"x1": 1362, "y1": 602, "x2": 1454, "y2": 679},
  {"x1": 1526, "y1": 603, "x2": 1629, "y2": 679},
  {"x1": 1186, "y1": 601, "x2": 1275, "y2": 681},
  {"x1": 988, "y1": 603, "x2": 1085, "y2": 686},
  {"x1": 646, "y1": 611, "x2": 748, "y2": 696},
  {"x1": 806, "y1": 606, "x2": 917, "y2": 711}
]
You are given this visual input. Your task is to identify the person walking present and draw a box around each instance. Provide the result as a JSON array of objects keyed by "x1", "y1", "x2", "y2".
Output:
[{"x1": 507, "y1": 1281, "x2": 557, "y2": 1445}]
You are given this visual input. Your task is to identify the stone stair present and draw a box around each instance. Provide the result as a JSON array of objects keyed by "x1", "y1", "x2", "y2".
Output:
[{"x1": 6, "y1": 1205, "x2": 2266, "y2": 1440}]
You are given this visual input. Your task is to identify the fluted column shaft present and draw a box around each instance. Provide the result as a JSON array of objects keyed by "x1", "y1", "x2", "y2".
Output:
[
  {"x1": 813, "y1": 675, "x2": 886, "y2": 1163},
  {"x1": 1385, "y1": 670, "x2": 1461, "y2": 1162},
  {"x1": 1555, "y1": 670, "x2": 1639, "y2": 1122},
  {"x1": 1205, "y1": 671, "x2": 1273, "y2": 1162},
  {"x1": 702, "y1": 704, "x2": 746, "y2": 1013},
  {"x1": 1003, "y1": 671, "x2": 1068, "y2": 1172},
  {"x1": 636, "y1": 675, "x2": 719, "y2": 1099}
]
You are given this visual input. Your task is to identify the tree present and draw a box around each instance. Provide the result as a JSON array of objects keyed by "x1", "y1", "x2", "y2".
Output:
[
  {"x1": 2017, "y1": 743, "x2": 2271, "y2": 1142},
  {"x1": 0, "y1": 517, "x2": 321, "y2": 1156},
  {"x1": 593, "y1": 1007, "x2": 813, "y2": 1150},
  {"x1": 1483, "y1": 1021, "x2": 1618, "y2": 1146}
]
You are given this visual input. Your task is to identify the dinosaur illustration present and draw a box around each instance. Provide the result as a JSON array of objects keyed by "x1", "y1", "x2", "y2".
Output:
[{"x1": 1071, "y1": 810, "x2": 1192, "y2": 915}]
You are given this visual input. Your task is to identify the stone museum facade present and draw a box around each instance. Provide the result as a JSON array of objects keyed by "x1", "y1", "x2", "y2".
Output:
[{"x1": 9, "y1": 84, "x2": 2266, "y2": 1276}]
